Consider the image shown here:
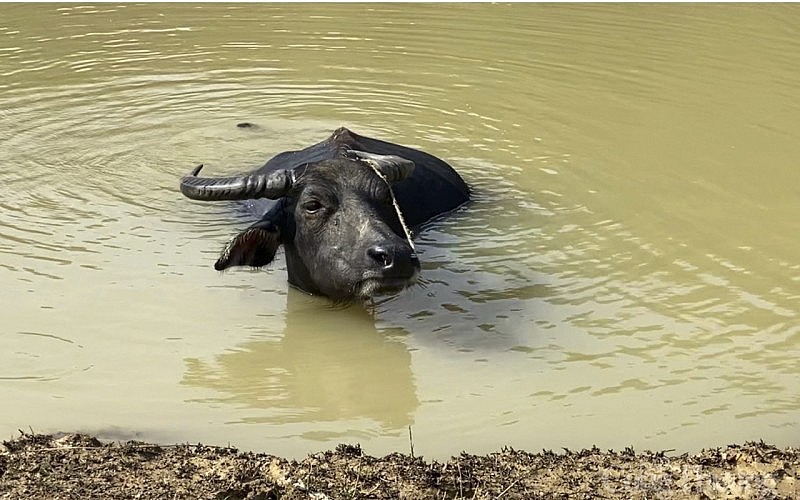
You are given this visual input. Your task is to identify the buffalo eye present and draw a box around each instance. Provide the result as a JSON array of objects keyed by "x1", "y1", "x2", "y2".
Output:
[{"x1": 302, "y1": 200, "x2": 324, "y2": 214}]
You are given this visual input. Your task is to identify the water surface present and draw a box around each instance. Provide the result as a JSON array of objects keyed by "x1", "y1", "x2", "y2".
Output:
[{"x1": 2, "y1": 4, "x2": 799, "y2": 459}]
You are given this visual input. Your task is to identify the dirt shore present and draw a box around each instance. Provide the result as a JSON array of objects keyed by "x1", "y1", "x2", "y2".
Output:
[{"x1": 1, "y1": 432, "x2": 798, "y2": 499}]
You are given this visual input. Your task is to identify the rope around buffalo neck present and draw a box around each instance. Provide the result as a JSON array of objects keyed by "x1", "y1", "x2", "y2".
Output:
[{"x1": 361, "y1": 160, "x2": 415, "y2": 252}]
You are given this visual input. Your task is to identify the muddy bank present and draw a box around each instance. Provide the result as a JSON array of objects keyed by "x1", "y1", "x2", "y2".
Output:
[{"x1": 1, "y1": 432, "x2": 797, "y2": 499}]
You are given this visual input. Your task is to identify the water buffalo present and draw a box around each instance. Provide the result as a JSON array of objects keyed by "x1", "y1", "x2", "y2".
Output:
[{"x1": 180, "y1": 127, "x2": 469, "y2": 302}]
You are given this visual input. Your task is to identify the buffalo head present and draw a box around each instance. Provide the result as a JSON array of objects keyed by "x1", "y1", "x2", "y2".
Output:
[{"x1": 180, "y1": 151, "x2": 420, "y2": 302}]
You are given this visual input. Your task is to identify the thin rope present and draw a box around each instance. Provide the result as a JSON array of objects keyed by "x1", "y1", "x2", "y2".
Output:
[{"x1": 362, "y1": 160, "x2": 415, "y2": 251}]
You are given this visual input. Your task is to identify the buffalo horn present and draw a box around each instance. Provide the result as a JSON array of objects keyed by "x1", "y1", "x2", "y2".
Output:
[
  {"x1": 180, "y1": 165, "x2": 293, "y2": 201},
  {"x1": 347, "y1": 150, "x2": 415, "y2": 183}
]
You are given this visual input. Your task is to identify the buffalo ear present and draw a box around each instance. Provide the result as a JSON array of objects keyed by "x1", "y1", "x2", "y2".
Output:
[{"x1": 214, "y1": 218, "x2": 281, "y2": 270}]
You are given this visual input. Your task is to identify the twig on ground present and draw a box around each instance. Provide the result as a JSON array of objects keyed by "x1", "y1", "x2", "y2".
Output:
[{"x1": 496, "y1": 478, "x2": 520, "y2": 498}]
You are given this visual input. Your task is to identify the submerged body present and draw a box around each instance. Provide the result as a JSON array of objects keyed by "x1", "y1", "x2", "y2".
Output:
[{"x1": 180, "y1": 127, "x2": 469, "y2": 302}]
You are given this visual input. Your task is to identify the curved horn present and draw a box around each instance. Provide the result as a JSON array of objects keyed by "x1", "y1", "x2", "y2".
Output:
[
  {"x1": 347, "y1": 150, "x2": 415, "y2": 183},
  {"x1": 180, "y1": 165, "x2": 293, "y2": 201}
]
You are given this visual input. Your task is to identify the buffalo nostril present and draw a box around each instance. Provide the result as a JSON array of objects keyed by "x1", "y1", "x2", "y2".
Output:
[{"x1": 368, "y1": 246, "x2": 393, "y2": 268}]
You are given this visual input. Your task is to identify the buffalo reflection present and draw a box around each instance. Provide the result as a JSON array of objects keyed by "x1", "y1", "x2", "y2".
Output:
[{"x1": 182, "y1": 289, "x2": 418, "y2": 432}]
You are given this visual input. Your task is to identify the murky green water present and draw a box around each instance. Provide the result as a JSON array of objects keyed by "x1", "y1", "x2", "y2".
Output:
[{"x1": 2, "y1": 4, "x2": 798, "y2": 459}]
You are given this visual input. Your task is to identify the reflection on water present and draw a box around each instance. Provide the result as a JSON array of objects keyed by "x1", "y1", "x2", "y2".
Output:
[
  {"x1": 183, "y1": 291, "x2": 417, "y2": 438},
  {"x1": 1, "y1": 3, "x2": 799, "y2": 458}
]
